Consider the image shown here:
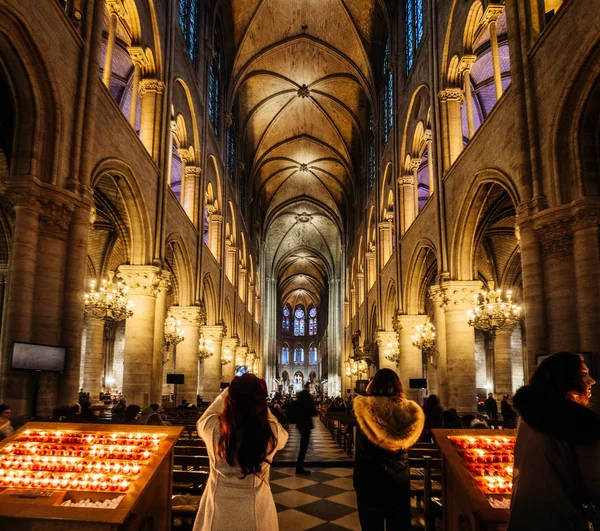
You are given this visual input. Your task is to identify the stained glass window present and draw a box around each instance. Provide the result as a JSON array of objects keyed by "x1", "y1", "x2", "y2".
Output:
[
  {"x1": 382, "y1": 39, "x2": 393, "y2": 144},
  {"x1": 239, "y1": 171, "x2": 247, "y2": 211},
  {"x1": 226, "y1": 127, "x2": 236, "y2": 181},
  {"x1": 308, "y1": 307, "x2": 317, "y2": 336},
  {"x1": 294, "y1": 347, "x2": 304, "y2": 364},
  {"x1": 406, "y1": 0, "x2": 424, "y2": 76},
  {"x1": 309, "y1": 347, "x2": 318, "y2": 365},
  {"x1": 368, "y1": 113, "x2": 376, "y2": 190},
  {"x1": 179, "y1": 0, "x2": 198, "y2": 63},
  {"x1": 283, "y1": 306, "x2": 291, "y2": 334},
  {"x1": 208, "y1": 25, "x2": 222, "y2": 136},
  {"x1": 281, "y1": 346, "x2": 289, "y2": 365},
  {"x1": 294, "y1": 307, "x2": 305, "y2": 336}
]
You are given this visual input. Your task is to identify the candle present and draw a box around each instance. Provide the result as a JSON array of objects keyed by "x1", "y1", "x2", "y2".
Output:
[{"x1": 119, "y1": 479, "x2": 129, "y2": 491}]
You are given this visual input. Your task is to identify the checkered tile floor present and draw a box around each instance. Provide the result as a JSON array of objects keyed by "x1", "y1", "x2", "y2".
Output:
[
  {"x1": 271, "y1": 466, "x2": 360, "y2": 531},
  {"x1": 274, "y1": 420, "x2": 353, "y2": 466}
]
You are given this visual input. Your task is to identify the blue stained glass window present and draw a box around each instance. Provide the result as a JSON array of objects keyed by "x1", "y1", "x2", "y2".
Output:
[
  {"x1": 179, "y1": 0, "x2": 198, "y2": 63},
  {"x1": 283, "y1": 306, "x2": 291, "y2": 334},
  {"x1": 309, "y1": 347, "x2": 317, "y2": 365},
  {"x1": 369, "y1": 114, "x2": 376, "y2": 190},
  {"x1": 308, "y1": 307, "x2": 317, "y2": 336},
  {"x1": 406, "y1": 0, "x2": 424, "y2": 76},
  {"x1": 226, "y1": 127, "x2": 236, "y2": 180},
  {"x1": 281, "y1": 347, "x2": 289, "y2": 365},
  {"x1": 294, "y1": 347, "x2": 304, "y2": 364},
  {"x1": 209, "y1": 25, "x2": 222, "y2": 136},
  {"x1": 294, "y1": 307, "x2": 305, "y2": 336},
  {"x1": 382, "y1": 39, "x2": 393, "y2": 144}
]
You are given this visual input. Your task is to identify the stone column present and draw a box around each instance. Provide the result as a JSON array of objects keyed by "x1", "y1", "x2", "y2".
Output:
[
  {"x1": 484, "y1": 4, "x2": 505, "y2": 101},
  {"x1": 236, "y1": 345, "x2": 249, "y2": 368},
  {"x1": 398, "y1": 175, "x2": 416, "y2": 235},
  {"x1": 411, "y1": 159, "x2": 422, "y2": 216},
  {"x1": 127, "y1": 48, "x2": 145, "y2": 128},
  {"x1": 139, "y1": 79, "x2": 165, "y2": 161},
  {"x1": 438, "y1": 88, "x2": 465, "y2": 167},
  {"x1": 573, "y1": 211, "x2": 600, "y2": 353},
  {"x1": 102, "y1": 2, "x2": 120, "y2": 87},
  {"x1": 208, "y1": 213, "x2": 223, "y2": 262},
  {"x1": 494, "y1": 329, "x2": 513, "y2": 398},
  {"x1": 378, "y1": 221, "x2": 392, "y2": 265},
  {"x1": 459, "y1": 56, "x2": 477, "y2": 139},
  {"x1": 221, "y1": 337, "x2": 240, "y2": 383},
  {"x1": 344, "y1": 300, "x2": 350, "y2": 328},
  {"x1": 151, "y1": 272, "x2": 170, "y2": 404},
  {"x1": 438, "y1": 281, "x2": 482, "y2": 413},
  {"x1": 429, "y1": 286, "x2": 448, "y2": 405},
  {"x1": 365, "y1": 251, "x2": 375, "y2": 290},
  {"x1": 82, "y1": 318, "x2": 104, "y2": 397},
  {"x1": 201, "y1": 325, "x2": 224, "y2": 401},
  {"x1": 183, "y1": 166, "x2": 201, "y2": 227},
  {"x1": 376, "y1": 330, "x2": 399, "y2": 373},
  {"x1": 171, "y1": 306, "x2": 201, "y2": 404},
  {"x1": 397, "y1": 315, "x2": 429, "y2": 402},
  {"x1": 238, "y1": 268, "x2": 247, "y2": 302},
  {"x1": 424, "y1": 129, "x2": 435, "y2": 194},
  {"x1": 226, "y1": 246, "x2": 237, "y2": 285},
  {"x1": 248, "y1": 284, "x2": 255, "y2": 317},
  {"x1": 119, "y1": 265, "x2": 160, "y2": 406},
  {"x1": 357, "y1": 272, "x2": 365, "y2": 306}
]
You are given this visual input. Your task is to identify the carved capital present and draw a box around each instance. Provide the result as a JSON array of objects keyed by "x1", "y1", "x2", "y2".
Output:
[
  {"x1": 438, "y1": 88, "x2": 465, "y2": 103},
  {"x1": 184, "y1": 165, "x2": 201, "y2": 177},
  {"x1": 482, "y1": 4, "x2": 505, "y2": 25},
  {"x1": 573, "y1": 210, "x2": 600, "y2": 232},
  {"x1": 398, "y1": 175, "x2": 415, "y2": 186},
  {"x1": 423, "y1": 128, "x2": 433, "y2": 143},
  {"x1": 433, "y1": 280, "x2": 482, "y2": 310},
  {"x1": 409, "y1": 158, "x2": 422, "y2": 172},
  {"x1": 376, "y1": 330, "x2": 398, "y2": 347},
  {"x1": 458, "y1": 55, "x2": 477, "y2": 74},
  {"x1": 105, "y1": 0, "x2": 125, "y2": 18},
  {"x1": 224, "y1": 114, "x2": 233, "y2": 128},
  {"x1": 170, "y1": 306, "x2": 201, "y2": 326},
  {"x1": 117, "y1": 265, "x2": 162, "y2": 297},
  {"x1": 38, "y1": 198, "x2": 75, "y2": 239},
  {"x1": 127, "y1": 46, "x2": 146, "y2": 68},
  {"x1": 211, "y1": 213, "x2": 224, "y2": 224},
  {"x1": 538, "y1": 219, "x2": 573, "y2": 259},
  {"x1": 139, "y1": 79, "x2": 164, "y2": 95},
  {"x1": 201, "y1": 324, "x2": 225, "y2": 341},
  {"x1": 378, "y1": 221, "x2": 391, "y2": 231},
  {"x1": 222, "y1": 337, "x2": 240, "y2": 349},
  {"x1": 198, "y1": 299, "x2": 207, "y2": 325}
]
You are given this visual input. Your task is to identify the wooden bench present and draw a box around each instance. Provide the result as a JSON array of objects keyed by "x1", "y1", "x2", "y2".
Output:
[
  {"x1": 172, "y1": 470, "x2": 209, "y2": 495},
  {"x1": 409, "y1": 456, "x2": 443, "y2": 530},
  {"x1": 175, "y1": 445, "x2": 209, "y2": 456}
]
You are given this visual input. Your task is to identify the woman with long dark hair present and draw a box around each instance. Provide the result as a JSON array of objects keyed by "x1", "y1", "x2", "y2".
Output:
[
  {"x1": 350, "y1": 368, "x2": 424, "y2": 530},
  {"x1": 508, "y1": 352, "x2": 599, "y2": 531},
  {"x1": 193, "y1": 373, "x2": 288, "y2": 531}
]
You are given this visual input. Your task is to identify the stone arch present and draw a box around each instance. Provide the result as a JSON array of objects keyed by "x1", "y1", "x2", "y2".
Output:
[
  {"x1": 202, "y1": 274, "x2": 218, "y2": 325},
  {"x1": 463, "y1": 1, "x2": 484, "y2": 53},
  {"x1": 91, "y1": 158, "x2": 153, "y2": 265},
  {"x1": 173, "y1": 78, "x2": 200, "y2": 165},
  {"x1": 400, "y1": 85, "x2": 430, "y2": 168},
  {"x1": 405, "y1": 241, "x2": 439, "y2": 315},
  {"x1": 383, "y1": 281, "x2": 397, "y2": 330},
  {"x1": 206, "y1": 155, "x2": 223, "y2": 210},
  {"x1": 164, "y1": 234, "x2": 194, "y2": 307},
  {"x1": 379, "y1": 162, "x2": 394, "y2": 218},
  {"x1": 451, "y1": 170, "x2": 520, "y2": 281},
  {"x1": 223, "y1": 297, "x2": 233, "y2": 335}
]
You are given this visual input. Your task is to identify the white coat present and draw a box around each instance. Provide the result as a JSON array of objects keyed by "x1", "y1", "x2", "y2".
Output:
[{"x1": 193, "y1": 389, "x2": 288, "y2": 531}]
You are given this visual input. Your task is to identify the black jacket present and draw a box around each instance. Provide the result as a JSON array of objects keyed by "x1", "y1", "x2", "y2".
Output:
[{"x1": 294, "y1": 390, "x2": 317, "y2": 432}]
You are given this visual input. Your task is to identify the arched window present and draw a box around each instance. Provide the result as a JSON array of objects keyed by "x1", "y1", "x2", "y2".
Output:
[
  {"x1": 309, "y1": 346, "x2": 318, "y2": 365},
  {"x1": 294, "y1": 371, "x2": 304, "y2": 388},
  {"x1": 405, "y1": 0, "x2": 424, "y2": 76},
  {"x1": 282, "y1": 306, "x2": 291, "y2": 334},
  {"x1": 281, "y1": 346, "x2": 289, "y2": 365},
  {"x1": 382, "y1": 39, "x2": 393, "y2": 144},
  {"x1": 294, "y1": 346, "x2": 304, "y2": 364},
  {"x1": 368, "y1": 113, "x2": 376, "y2": 190},
  {"x1": 179, "y1": 0, "x2": 198, "y2": 63},
  {"x1": 208, "y1": 24, "x2": 222, "y2": 136},
  {"x1": 239, "y1": 171, "x2": 247, "y2": 213},
  {"x1": 294, "y1": 306, "x2": 305, "y2": 336},
  {"x1": 226, "y1": 109, "x2": 237, "y2": 181},
  {"x1": 170, "y1": 144, "x2": 183, "y2": 201},
  {"x1": 308, "y1": 307, "x2": 317, "y2": 336}
]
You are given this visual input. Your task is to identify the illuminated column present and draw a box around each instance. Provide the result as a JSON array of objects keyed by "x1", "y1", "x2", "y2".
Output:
[
  {"x1": 397, "y1": 315, "x2": 429, "y2": 402},
  {"x1": 379, "y1": 221, "x2": 392, "y2": 264},
  {"x1": 226, "y1": 246, "x2": 237, "y2": 285},
  {"x1": 350, "y1": 288, "x2": 356, "y2": 317},
  {"x1": 102, "y1": 2, "x2": 121, "y2": 87},
  {"x1": 221, "y1": 337, "x2": 239, "y2": 383},
  {"x1": 201, "y1": 325, "x2": 224, "y2": 401},
  {"x1": 139, "y1": 79, "x2": 165, "y2": 161},
  {"x1": 376, "y1": 330, "x2": 398, "y2": 373},
  {"x1": 438, "y1": 88, "x2": 465, "y2": 166},
  {"x1": 127, "y1": 47, "x2": 145, "y2": 128},
  {"x1": 459, "y1": 55, "x2": 477, "y2": 139},
  {"x1": 82, "y1": 318, "x2": 105, "y2": 397},
  {"x1": 424, "y1": 129, "x2": 435, "y2": 194},
  {"x1": 398, "y1": 175, "x2": 416, "y2": 234},
  {"x1": 411, "y1": 158, "x2": 422, "y2": 215},
  {"x1": 357, "y1": 272, "x2": 365, "y2": 306},
  {"x1": 247, "y1": 283, "x2": 255, "y2": 316},
  {"x1": 183, "y1": 166, "x2": 201, "y2": 227},
  {"x1": 438, "y1": 281, "x2": 482, "y2": 413},
  {"x1": 238, "y1": 268, "x2": 247, "y2": 302},
  {"x1": 484, "y1": 4, "x2": 505, "y2": 101},
  {"x1": 151, "y1": 272, "x2": 170, "y2": 404},
  {"x1": 119, "y1": 265, "x2": 160, "y2": 406},
  {"x1": 344, "y1": 299, "x2": 350, "y2": 328},
  {"x1": 494, "y1": 329, "x2": 513, "y2": 397},
  {"x1": 236, "y1": 345, "x2": 249, "y2": 368},
  {"x1": 365, "y1": 251, "x2": 376, "y2": 290},
  {"x1": 208, "y1": 212, "x2": 223, "y2": 261},
  {"x1": 170, "y1": 307, "x2": 201, "y2": 404}
]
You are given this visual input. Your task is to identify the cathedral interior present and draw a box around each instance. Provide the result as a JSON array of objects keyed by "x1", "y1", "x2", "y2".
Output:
[{"x1": 0, "y1": 0, "x2": 598, "y2": 416}]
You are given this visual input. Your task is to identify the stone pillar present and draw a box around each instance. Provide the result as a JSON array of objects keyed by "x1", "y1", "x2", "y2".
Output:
[
  {"x1": 102, "y1": 2, "x2": 120, "y2": 87},
  {"x1": 151, "y1": 272, "x2": 170, "y2": 404},
  {"x1": 139, "y1": 79, "x2": 165, "y2": 161},
  {"x1": 494, "y1": 330, "x2": 513, "y2": 398},
  {"x1": 484, "y1": 4, "x2": 505, "y2": 101},
  {"x1": 208, "y1": 213, "x2": 223, "y2": 262},
  {"x1": 226, "y1": 246, "x2": 237, "y2": 285},
  {"x1": 248, "y1": 284, "x2": 255, "y2": 316},
  {"x1": 236, "y1": 345, "x2": 249, "y2": 368},
  {"x1": 127, "y1": 48, "x2": 145, "y2": 128},
  {"x1": 119, "y1": 265, "x2": 160, "y2": 407},
  {"x1": 379, "y1": 222, "x2": 392, "y2": 265},
  {"x1": 171, "y1": 306, "x2": 201, "y2": 404},
  {"x1": 365, "y1": 251, "x2": 375, "y2": 290},
  {"x1": 376, "y1": 330, "x2": 399, "y2": 373},
  {"x1": 221, "y1": 337, "x2": 239, "y2": 383},
  {"x1": 238, "y1": 268, "x2": 247, "y2": 302},
  {"x1": 573, "y1": 211, "x2": 600, "y2": 353},
  {"x1": 344, "y1": 300, "x2": 350, "y2": 328},
  {"x1": 411, "y1": 159, "x2": 422, "y2": 216},
  {"x1": 429, "y1": 286, "x2": 448, "y2": 405},
  {"x1": 438, "y1": 281, "x2": 482, "y2": 413},
  {"x1": 183, "y1": 166, "x2": 201, "y2": 227},
  {"x1": 398, "y1": 175, "x2": 416, "y2": 235},
  {"x1": 82, "y1": 318, "x2": 105, "y2": 397},
  {"x1": 201, "y1": 325, "x2": 224, "y2": 401},
  {"x1": 459, "y1": 56, "x2": 477, "y2": 139},
  {"x1": 357, "y1": 272, "x2": 365, "y2": 306},
  {"x1": 424, "y1": 129, "x2": 435, "y2": 194},
  {"x1": 397, "y1": 315, "x2": 429, "y2": 402},
  {"x1": 438, "y1": 88, "x2": 465, "y2": 167}
]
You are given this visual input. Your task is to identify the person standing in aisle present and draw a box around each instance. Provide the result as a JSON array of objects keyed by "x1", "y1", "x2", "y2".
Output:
[
  {"x1": 295, "y1": 382, "x2": 317, "y2": 475},
  {"x1": 485, "y1": 392, "x2": 498, "y2": 420}
]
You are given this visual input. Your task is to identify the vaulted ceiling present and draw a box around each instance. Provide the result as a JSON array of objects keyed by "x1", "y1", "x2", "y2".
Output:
[{"x1": 229, "y1": 0, "x2": 389, "y2": 309}]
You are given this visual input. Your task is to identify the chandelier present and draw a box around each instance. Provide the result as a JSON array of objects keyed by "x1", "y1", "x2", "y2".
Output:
[
  {"x1": 84, "y1": 278, "x2": 134, "y2": 322},
  {"x1": 198, "y1": 334, "x2": 215, "y2": 361},
  {"x1": 345, "y1": 359, "x2": 367, "y2": 378},
  {"x1": 164, "y1": 313, "x2": 185, "y2": 348},
  {"x1": 384, "y1": 341, "x2": 400, "y2": 365},
  {"x1": 412, "y1": 318, "x2": 436, "y2": 353},
  {"x1": 467, "y1": 286, "x2": 521, "y2": 337},
  {"x1": 221, "y1": 347, "x2": 233, "y2": 366}
]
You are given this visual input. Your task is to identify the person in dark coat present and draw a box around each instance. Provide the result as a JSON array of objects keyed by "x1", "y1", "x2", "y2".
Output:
[
  {"x1": 349, "y1": 368, "x2": 424, "y2": 530},
  {"x1": 508, "y1": 352, "x2": 600, "y2": 531},
  {"x1": 485, "y1": 393, "x2": 498, "y2": 419},
  {"x1": 295, "y1": 382, "x2": 317, "y2": 475},
  {"x1": 501, "y1": 394, "x2": 517, "y2": 428},
  {"x1": 423, "y1": 394, "x2": 443, "y2": 430}
]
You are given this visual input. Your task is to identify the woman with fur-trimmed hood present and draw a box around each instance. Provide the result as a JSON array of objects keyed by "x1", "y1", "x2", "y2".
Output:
[{"x1": 348, "y1": 368, "x2": 424, "y2": 530}]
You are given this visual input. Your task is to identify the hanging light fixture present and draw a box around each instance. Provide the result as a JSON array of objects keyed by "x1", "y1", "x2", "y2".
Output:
[
  {"x1": 198, "y1": 334, "x2": 214, "y2": 361},
  {"x1": 164, "y1": 313, "x2": 185, "y2": 348},
  {"x1": 467, "y1": 286, "x2": 521, "y2": 337},
  {"x1": 412, "y1": 317, "x2": 437, "y2": 378},
  {"x1": 221, "y1": 347, "x2": 233, "y2": 366},
  {"x1": 384, "y1": 340, "x2": 400, "y2": 365},
  {"x1": 84, "y1": 278, "x2": 134, "y2": 322}
]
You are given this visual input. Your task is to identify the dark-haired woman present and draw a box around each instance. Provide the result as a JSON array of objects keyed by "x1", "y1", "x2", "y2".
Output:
[
  {"x1": 193, "y1": 373, "x2": 288, "y2": 531},
  {"x1": 351, "y1": 368, "x2": 424, "y2": 530},
  {"x1": 508, "y1": 352, "x2": 600, "y2": 531}
]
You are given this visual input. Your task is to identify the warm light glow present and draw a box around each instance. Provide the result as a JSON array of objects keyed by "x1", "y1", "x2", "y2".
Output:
[{"x1": 84, "y1": 278, "x2": 134, "y2": 322}]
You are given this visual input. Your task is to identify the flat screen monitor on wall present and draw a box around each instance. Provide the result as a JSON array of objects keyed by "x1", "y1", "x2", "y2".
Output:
[{"x1": 11, "y1": 342, "x2": 66, "y2": 372}]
